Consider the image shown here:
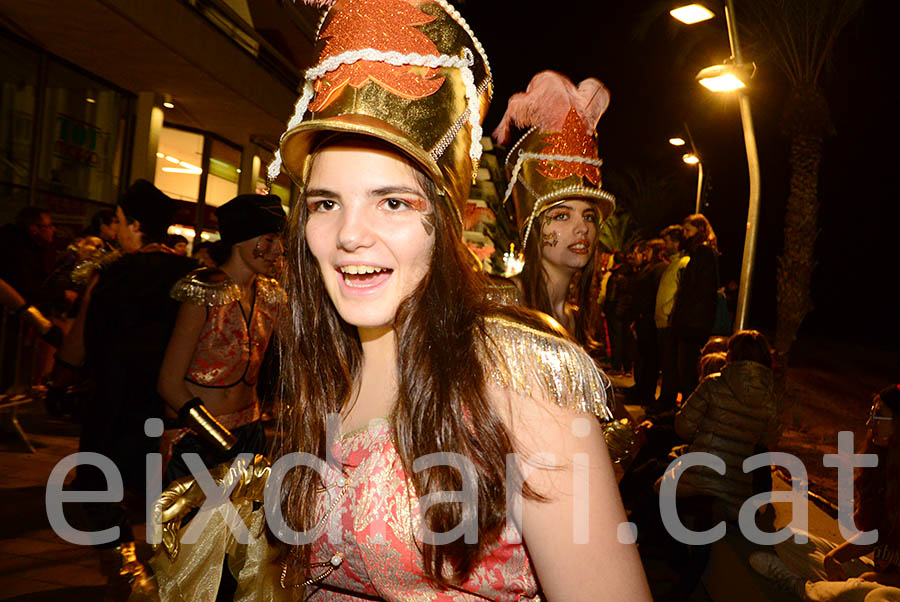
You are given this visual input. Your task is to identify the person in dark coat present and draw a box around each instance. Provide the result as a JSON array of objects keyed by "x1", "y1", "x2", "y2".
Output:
[
  {"x1": 644, "y1": 330, "x2": 779, "y2": 601},
  {"x1": 627, "y1": 239, "x2": 668, "y2": 405},
  {"x1": 0, "y1": 207, "x2": 62, "y2": 388},
  {"x1": 54, "y1": 179, "x2": 196, "y2": 598},
  {"x1": 669, "y1": 213, "x2": 720, "y2": 398},
  {"x1": 0, "y1": 206, "x2": 57, "y2": 310},
  {"x1": 605, "y1": 250, "x2": 637, "y2": 373}
]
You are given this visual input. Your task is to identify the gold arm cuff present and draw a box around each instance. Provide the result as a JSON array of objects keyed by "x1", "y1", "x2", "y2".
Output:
[{"x1": 182, "y1": 400, "x2": 238, "y2": 452}]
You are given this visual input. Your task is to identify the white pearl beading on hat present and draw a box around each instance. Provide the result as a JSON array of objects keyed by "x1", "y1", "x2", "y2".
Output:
[
  {"x1": 518, "y1": 183, "x2": 616, "y2": 257},
  {"x1": 312, "y1": 0, "x2": 492, "y2": 87},
  {"x1": 501, "y1": 145, "x2": 614, "y2": 256},
  {"x1": 268, "y1": 46, "x2": 484, "y2": 184},
  {"x1": 502, "y1": 151, "x2": 605, "y2": 206},
  {"x1": 433, "y1": 0, "x2": 492, "y2": 84}
]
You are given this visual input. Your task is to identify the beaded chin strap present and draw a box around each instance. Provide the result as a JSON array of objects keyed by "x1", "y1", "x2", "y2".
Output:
[{"x1": 504, "y1": 150, "x2": 607, "y2": 256}]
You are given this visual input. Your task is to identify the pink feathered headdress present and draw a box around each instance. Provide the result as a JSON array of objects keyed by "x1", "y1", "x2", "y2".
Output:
[{"x1": 492, "y1": 70, "x2": 610, "y2": 146}]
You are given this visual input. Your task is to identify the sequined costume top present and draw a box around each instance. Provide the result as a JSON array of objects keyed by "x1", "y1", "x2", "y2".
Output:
[
  {"x1": 150, "y1": 316, "x2": 613, "y2": 602},
  {"x1": 170, "y1": 267, "x2": 284, "y2": 388}
]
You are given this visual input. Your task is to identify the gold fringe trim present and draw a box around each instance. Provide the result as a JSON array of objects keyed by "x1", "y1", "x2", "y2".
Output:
[
  {"x1": 170, "y1": 270, "x2": 285, "y2": 307},
  {"x1": 70, "y1": 250, "x2": 122, "y2": 287},
  {"x1": 480, "y1": 315, "x2": 614, "y2": 420},
  {"x1": 485, "y1": 279, "x2": 522, "y2": 306},
  {"x1": 170, "y1": 268, "x2": 241, "y2": 306}
]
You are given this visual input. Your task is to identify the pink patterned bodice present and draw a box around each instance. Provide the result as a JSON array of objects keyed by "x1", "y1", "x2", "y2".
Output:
[
  {"x1": 304, "y1": 420, "x2": 541, "y2": 601},
  {"x1": 185, "y1": 277, "x2": 280, "y2": 388}
]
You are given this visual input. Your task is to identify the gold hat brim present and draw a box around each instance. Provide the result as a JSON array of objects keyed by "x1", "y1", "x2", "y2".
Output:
[
  {"x1": 505, "y1": 129, "x2": 616, "y2": 237},
  {"x1": 531, "y1": 188, "x2": 616, "y2": 224},
  {"x1": 280, "y1": 113, "x2": 446, "y2": 196}
]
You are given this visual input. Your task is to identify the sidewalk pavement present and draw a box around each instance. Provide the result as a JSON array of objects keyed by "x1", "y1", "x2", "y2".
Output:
[
  {"x1": 1, "y1": 382, "x2": 847, "y2": 601},
  {"x1": 0, "y1": 400, "x2": 109, "y2": 600}
]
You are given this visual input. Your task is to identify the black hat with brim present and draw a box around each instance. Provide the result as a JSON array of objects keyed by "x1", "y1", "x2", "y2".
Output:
[
  {"x1": 215, "y1": 194, "x2": 287, "y2": 246},
  {"x1": 118, "y1": 179, "x2": 178, "y2": 239}
]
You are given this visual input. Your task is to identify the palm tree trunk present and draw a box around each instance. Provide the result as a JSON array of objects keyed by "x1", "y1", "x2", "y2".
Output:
[
  {"x1": 774, "y1": 87, "x2": 830, "y2": 399},
  {"x1": 775, "y1": 130, "x2": 822, "y2": 355}
]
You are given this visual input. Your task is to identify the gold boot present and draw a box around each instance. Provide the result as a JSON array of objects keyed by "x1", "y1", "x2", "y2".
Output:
[{"x1": 98, "y1": 542, "x2": 157, "y2": 601}]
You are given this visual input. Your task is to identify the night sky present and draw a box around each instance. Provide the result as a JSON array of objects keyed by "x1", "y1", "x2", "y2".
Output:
[{"x1": 462, "y1": 1, "x2": 895, "y2": 349}]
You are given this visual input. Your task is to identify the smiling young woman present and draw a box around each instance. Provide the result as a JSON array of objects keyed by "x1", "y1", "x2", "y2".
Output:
[
  {"x1": 303, "y1": 140, "x2": 435, "y2": 336},
  {"x1": 152, "y1": 2, "x2": 649, "y2": 600}
]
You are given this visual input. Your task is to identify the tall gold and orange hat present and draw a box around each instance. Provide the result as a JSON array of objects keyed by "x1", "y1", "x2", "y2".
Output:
[
  {"x1": 269, "y1": 0, "x2": 492, "y2": 228},
  {"x1": 493, "y1": 71, "x2": 615, "y2": 252}
]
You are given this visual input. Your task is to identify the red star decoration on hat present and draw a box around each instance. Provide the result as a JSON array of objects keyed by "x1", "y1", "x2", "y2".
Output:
[
  {"x1": 309, "y1": 0, "x2": 446, "y2": 112},
  {"x1": 537, "y1": 108, "x2": 602, "y2": 186}
]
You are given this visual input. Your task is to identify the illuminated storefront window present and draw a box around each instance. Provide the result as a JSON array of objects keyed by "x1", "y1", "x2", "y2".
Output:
[
  {"x1": 0, "y1": 35, "x2": 38, "y2": 191},
  {"x1": 1, "y1": 31, "x2": 130, "y2": 233},
  {"x1": 154, "y1": 126, "x2": 203, "y2": 202},
  {"x1": 207, "y1": 139, "x2": 240, "y2": 207}
]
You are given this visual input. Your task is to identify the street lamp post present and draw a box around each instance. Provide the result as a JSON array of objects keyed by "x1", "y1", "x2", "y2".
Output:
[
  {"x1": 693, "y1": 159, "x2": 704, "y2": 215},
  {"x1": 723, "y1": 0, "x2": 761, "y2": 333},
  {"x1": 672, "y1": 0, "x2": 760, "y2": 332},
  {"x1": 684, "y1": 123, "x2": 704, "y2": 214},
  {"x1": 669, "y1": 123, "x2": 704, "y2": 214}
]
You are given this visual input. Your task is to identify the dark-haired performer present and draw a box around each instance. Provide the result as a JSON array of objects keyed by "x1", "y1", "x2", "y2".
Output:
[
  {"x1": 492, "y1": 70, "x2": 636, "y2": 463},
  {"x1": 157, "y1": 194, "x2": 286, "y2": 485},
  {"x1": 54, "y1": 179, "x2": 197, "y2": 598}
]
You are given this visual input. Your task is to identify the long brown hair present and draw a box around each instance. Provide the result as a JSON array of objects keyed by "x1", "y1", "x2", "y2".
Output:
[
  {"x1": 273, "y1": 139, "x2": 541, "y2": 586},
  {"x1": 683, "y1": 213, "x2": 718, "y2": 254},
  {"x1": 519, "y1": 211, "x2": 600, "y2": 349}
]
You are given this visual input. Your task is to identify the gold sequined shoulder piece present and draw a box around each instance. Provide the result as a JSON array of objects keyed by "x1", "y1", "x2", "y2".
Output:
[
  {"x1": 71, "y1": 250, "x2": 122, "y2": 287},
  {"x1": 170, "y1": 267, "x2": 241, "y2": 306},
  {"x1": 480, "y1": 315, "x2": 614, "y2": 419},
  {"x1": 255, "y1": 276, "x2": 286, "y2": 305}
]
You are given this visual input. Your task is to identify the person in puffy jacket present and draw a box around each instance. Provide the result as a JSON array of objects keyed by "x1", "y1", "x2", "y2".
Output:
[{"x1": 673, "y1": 329, "x2": 782, "y2": 519}]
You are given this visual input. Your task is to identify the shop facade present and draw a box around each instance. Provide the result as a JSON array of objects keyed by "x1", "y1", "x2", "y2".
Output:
[{"x1": 0, "y1": 0, "x2": 310, "y2": 247}]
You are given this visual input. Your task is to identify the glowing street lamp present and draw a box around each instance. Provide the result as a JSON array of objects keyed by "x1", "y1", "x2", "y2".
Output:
[
  {"x1": 696, "y1": 63, "x2": 754, "y2": 92},
  {"x1": 669, "y1": 124, "x2": 704, "y2": 214},
  {"x1": 672, "y1": 0, "x2": 761, "y2": 331},
  {"x1": 670, "y1": 4, "x2": 715, "y2": 24},
  {"x1": 684, "y1": 154, "x2": 704, "y2": 215}
]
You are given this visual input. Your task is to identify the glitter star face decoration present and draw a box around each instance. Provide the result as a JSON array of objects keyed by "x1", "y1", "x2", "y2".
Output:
[
  {"x1": 541, "y1": 230, "x2": 559, "y2": 247},
  {"x1": 309, "y1": 0, "x2": 446, "y2": 112},
  {"x1": 536, "y1": 108, "x2": 601, "y2": 185}
]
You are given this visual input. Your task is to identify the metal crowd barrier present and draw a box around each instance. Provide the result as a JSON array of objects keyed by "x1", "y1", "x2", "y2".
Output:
[{"x1": 0, "y1": 310, "x2": 39, "y2": 452}]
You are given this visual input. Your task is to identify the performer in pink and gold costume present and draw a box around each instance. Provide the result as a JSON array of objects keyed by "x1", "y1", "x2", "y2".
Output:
[
  {"x1": 157, "y1": 194, "x2": 286, "y2": 484},
  {"x1": 150, "y1": 2, "x2": 651, "y2": 601},
  {"x1": 494, "y1": 71, "x2": 635, "y2": 464}
]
